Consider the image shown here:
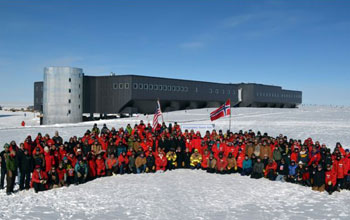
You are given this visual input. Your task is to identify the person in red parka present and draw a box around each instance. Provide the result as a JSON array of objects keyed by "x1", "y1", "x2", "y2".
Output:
[
  {"x1": 95, "y1": 154, "x2": 106, "y2": 177},
  {"x1": 56, "y1": 162, "x2": 66, "y2": 187},
  {"x1": 216, "y1": 152, "x2": 227, "y2": 174},
  {"x1": 155, "y1": 152, "x2": 167, "y2": 172},
  {"x1": 44, "y1": 147, "x2": 54, "y2": 173},
  {"x1": 31, "y1": 165, "x2": 48, "y2": 193},
  {"x1": 88, "y1": 154, "x2": 97, "y2": 180},
  {"x1": 325, "y1": 164, "x2": 337, "y2": 195},
  {"x1": 201, "y1": 149, "x2": 210, "y2": 170},
  {"x1": 118, "y1": 151, "x2": 129, "y2": 175},
  {"x1": 334, "y1": 155, "x2": 347, "y2": 189},
  {"x1": 265, "y1": 159, "x2": 277, "y2": 180}
]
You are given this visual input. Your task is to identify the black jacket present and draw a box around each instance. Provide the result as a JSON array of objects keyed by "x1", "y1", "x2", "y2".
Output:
[
  {"x1": 313, "y1": 170, "x2": 325, "y2": 187},
  {"x1": 19, "y1": 153, "x2": 33, "y2": 173}
]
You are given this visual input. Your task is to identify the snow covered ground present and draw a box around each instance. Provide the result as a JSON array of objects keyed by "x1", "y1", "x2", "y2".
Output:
[
  {"x1": 0, "y1": 105, "x2": 349, "y2": 149},
  {"x1": 0, "y1": 170, "x2": 349, "y2": 220},
  {"x1": 0, "y1": 105, "x2": 350, "y2": 219}
]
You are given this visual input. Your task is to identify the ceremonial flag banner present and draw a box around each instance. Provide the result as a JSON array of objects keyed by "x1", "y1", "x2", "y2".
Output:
[
  {"x1": 210, "y1": 99, "x2": 231, "y2": 121},
  {"x1": 153, "y1": 100, "x2": 162, "y2": 128}
]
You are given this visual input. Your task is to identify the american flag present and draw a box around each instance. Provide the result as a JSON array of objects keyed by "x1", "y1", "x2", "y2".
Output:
[
  {"x1": 153, "y1": 100, "x2": 163, "y2": 128},
  {"x1": 210, "y1": 99, "x2": 231, "y2": 121}
]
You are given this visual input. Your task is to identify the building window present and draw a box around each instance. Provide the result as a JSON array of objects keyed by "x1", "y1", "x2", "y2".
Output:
[
  {"x1": 167, "y1": 85, "x2": 171, "y2": 91},
  {"x1": 228, "y1": 90, "x2": 231, "y2": 95},
  {"x1": 222, "y1": 89, "x2": 225, "y2": 94},
  {"x1": 133, "y1": 83, "x2": 138, "y2": 89},
  {"x1": 69, "y1": 78, "x2": 71, "y2": 82},
  {"x1": 144, "y1": 84, "x2": 148, "y2": 90},
  {"x1": 79, "y1": 94, "x2": 80, "y2": 99},
  {"x1": 139, "y1": 83, "x2": 143, "y2": 89},
  {"x1": 119, "y1": 83, "x2": 123, "y2": 89},
  {"x1": 79, "y1": 84, "x2": 81, "y2": 89},
  {"x1": 69, "y1": 89, "x2": 71, "y2": 93},
  {"x1": 68, "y1": 99, "x2": 71, "y2": 104},
  {"x1": 215, "y1": 89, "x2": 219, "y2": 94},
  {"x1": 68, "y1": 110, "x2": 71, "y2": 114},
  {"x1": 79, "y1": 105, "x2": 80, "y2": 109},
  {"x1": 149, "y1": 84, "x2": 153, "y2": 90},
  {"x1": 232, "y1": 90, "x2": 235, "y2": 95},
  {"x1": 113, "y1": 83, "x2": 118, "y2": 89},
  {"x1": 185, "y1": 87, "x2": 189, "y2": 92},
  {"x1": 209, "y1": 89, "x2": 213, "y2": 94},
  {"x1": 195, "y1": 87, "x2": 197, "y2": 93},
  {"x1": 154, "y1": 85, "x2": 158, "y2": 90},
  {"x1": 163, "y1": 85, "x2": 167, "y2": 91},
  {"x1": 125, "y1": 83, "x2": 129, "y2": 89},
  {"x1": 172, "y1": 86, "x2": 176, "y2": 91}
]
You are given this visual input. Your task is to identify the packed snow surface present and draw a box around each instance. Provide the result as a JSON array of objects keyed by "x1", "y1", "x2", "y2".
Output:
[
  {"x1": 0, "y1": 106, "x2": 350, "y2": 219},
  {"x1": 0, "y1": 170, "x2": 350, "y2": 220},
  {"x1": 1, "y1": 105, "x2": 350, "y2": 148}
]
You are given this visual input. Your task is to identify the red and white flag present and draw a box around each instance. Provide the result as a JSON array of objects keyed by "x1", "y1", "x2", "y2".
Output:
[
  {"x1": 210, "y1": 99, "x2": 231, "y2": 121},
  {"x1": 153, "y1": 100, "x2": 162, "y2": 128}
]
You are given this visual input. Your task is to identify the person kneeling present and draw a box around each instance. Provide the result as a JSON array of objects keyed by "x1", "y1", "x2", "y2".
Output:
[
  {"x1": 31, "y1": 165, "x2": 48, "y2": 193},
  {"x1": 190, "y1": 149, "x2": 202, "y2": 170},
  {"x1": 251, "y1": 158, "x2": 264, "y2": 179},
  {"x1": 75, "y1": 159, "x2": 88, "y2": 185}
]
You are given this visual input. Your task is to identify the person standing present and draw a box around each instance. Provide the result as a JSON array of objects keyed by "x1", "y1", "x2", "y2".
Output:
[
  {"x1": 0, "y1": 144, "x2": 10, "y2": 189},
  {"x1": 5, "y1": 150, "x2": 17, "y2": 195},
  {"x1": 19, "y1": 149, "x2": 33, "y2": 190}
]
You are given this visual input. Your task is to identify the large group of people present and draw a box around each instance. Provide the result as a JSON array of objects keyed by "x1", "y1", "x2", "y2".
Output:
[{"x1": 0, "y1": 120, "x2": 349, "y2": 195}]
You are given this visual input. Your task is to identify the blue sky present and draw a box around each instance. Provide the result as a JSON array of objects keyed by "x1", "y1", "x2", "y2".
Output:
[{"x1": 0, "y1": 0, "x2": 349, "y2": 105}]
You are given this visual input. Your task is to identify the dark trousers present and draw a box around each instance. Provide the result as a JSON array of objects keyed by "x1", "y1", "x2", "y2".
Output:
[
  {"x1": 33, "y1": 182, "x2": 46, "y2": 193},
  {"x1": 74, "y1": 174, "x2": 86, "y2": 185},
  {"x1": 0, "y1": 168, "x2": 6, "y2": 189},
  {"x1": 20, "y1": 171, "x2": 31, "y2": 190},
  {"x1": 6, "y1": 171, "x2": 15, "y2": 194}
]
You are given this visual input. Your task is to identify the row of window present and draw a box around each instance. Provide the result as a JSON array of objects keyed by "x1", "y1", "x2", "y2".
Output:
[
  {"x1": 113, "y1": 83, "x2": 189, "y2": 92},
  {"x1": 113, "y1": 83, "x2": 130, "y2": 90},
  {"x1": 256, "y1": 92, "x2": 301, "y2": 99},
  {"x1": 209, "y1": 89, "x2": 236, "y2": 95}
]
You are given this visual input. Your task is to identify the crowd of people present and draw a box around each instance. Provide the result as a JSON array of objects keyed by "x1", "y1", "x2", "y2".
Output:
[{"x1": 0, "y1": 120, "x2": 349, "y2": 195}]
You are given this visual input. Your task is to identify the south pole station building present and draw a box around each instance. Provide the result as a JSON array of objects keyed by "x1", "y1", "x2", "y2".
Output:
[{"x1": 34, "y1": 67, "x2": 302, "y2": 125}]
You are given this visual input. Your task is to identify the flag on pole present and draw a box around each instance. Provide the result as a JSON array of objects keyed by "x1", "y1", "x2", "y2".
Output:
[
  {"x1": 153, "y1": 100, "x2": 163, "y2": 128},
  {"x1": 210, "y1": 99, "x2": 231, "y2": 121}
]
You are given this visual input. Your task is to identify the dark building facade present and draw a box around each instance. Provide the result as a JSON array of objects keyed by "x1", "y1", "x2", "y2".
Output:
[
  {"x1": 35, "y1": 74, "x2": 302, "y2": 115},
  {"x1": 34, "y1": 81, "x2": 43, "y2": 112}
]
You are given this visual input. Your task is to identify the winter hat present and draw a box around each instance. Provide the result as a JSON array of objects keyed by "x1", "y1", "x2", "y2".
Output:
[
  {"x1": 35, "y1": 165, "x2": 41, "y2": 169},
  {"x1": 3, "y1": 143, "x2": 9, "y2": 149},
  {"x1": 63, "y1": 156, "x2": 68, "y2": 161}
]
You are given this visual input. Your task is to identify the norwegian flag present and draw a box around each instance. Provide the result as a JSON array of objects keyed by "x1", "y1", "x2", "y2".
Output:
[
  {"x1": 210, "y1": 99, "x2": 231, "y2": 121},
  {"x1": 153, "y1": 100, "x2": 163, "y2": 128}
]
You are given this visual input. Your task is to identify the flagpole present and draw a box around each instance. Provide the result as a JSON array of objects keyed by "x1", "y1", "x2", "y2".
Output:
[{"x1": 229, "y1": 99, "x2": 231, "y2": 133}]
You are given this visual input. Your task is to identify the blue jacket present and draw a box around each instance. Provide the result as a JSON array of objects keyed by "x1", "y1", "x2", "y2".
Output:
[
  {"x1": 242, "y1": 159, "x2": 252, "y2": 169},
  {"x1": 75, "y1": 162, "x2": 88, "y2": 175},
  {"x1": 288, "y1": 164, "x2": 297, "y2": 176}
]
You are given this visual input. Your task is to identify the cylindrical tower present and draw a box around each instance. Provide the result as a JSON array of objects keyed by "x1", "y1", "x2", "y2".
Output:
[{"x1": 43, "y1": 67, "x2": 83, "y2": 125}]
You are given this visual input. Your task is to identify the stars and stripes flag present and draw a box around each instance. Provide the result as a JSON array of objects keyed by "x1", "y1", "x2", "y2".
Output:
[
  {"x1": 153, "y1": 100, "x2": 163, "y2": 128},
  {"x1": 210, "y1": 99, "x2": 231, "y2": 121}
]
